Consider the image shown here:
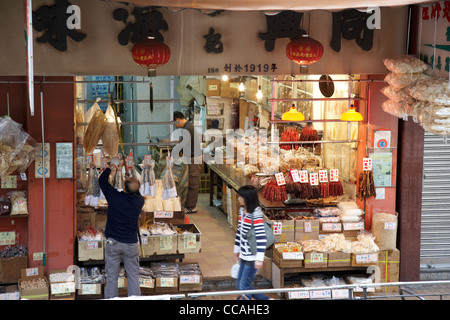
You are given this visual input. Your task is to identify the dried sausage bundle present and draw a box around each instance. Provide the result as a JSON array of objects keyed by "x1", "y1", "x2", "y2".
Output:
[
  {"x1": 261, "y1": 177, "x2": 288, "y2": 202},
  {"x1": 280, "y1": 127, "x2": 299, "y2": 150},
  {"x1": 356, "y1": 170, "x2": 376, "y2": 199}
]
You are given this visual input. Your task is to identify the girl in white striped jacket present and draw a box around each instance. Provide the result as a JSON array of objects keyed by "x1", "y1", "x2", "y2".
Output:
[{"x1": 233, "y1": 185, "x2": 270, "y2": 300}]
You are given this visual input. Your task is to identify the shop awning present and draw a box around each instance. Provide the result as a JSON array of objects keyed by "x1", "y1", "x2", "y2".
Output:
[{"x1": 110, "y1": 0, "x2": 432, "y2": 11}]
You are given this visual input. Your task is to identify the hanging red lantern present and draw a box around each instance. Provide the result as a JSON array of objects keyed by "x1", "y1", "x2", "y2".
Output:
[
  {"x1": 286, "y1": 36, "x2": 324, "y2": 66},
  {"x1": 131, "y1": 37, "x2": 171, "y2": 77}
]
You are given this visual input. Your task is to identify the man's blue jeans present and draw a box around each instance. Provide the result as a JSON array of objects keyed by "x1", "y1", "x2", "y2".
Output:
[{"x1": 235, "y1": 259, "x2": 269, "y2": 300}]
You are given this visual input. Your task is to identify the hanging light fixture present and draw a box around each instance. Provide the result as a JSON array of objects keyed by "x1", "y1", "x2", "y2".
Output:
[
  {"x1": 256, "y1": 85, "x2": 263, "y2": 100},
  {"x1": 239, "y1": 82, "x2": 245, "y2": 91},
  {"x1": 221, "y1": 75, "x2": 229, "y2": 81},
  {"x1": 340, "y1": 102, "x2": 363, "y2": 121},
  {"x1": 282, "y1": 104, "x2": 305, "y2": 121}
]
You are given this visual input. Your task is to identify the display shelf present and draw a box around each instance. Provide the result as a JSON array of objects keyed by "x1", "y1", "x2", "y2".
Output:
[
  {"x1": 77, "y1": 253, "x2": 185, "y2": 266},
  {"x1": 0, "y1": 215, "x2": 28, "y2": 219}
]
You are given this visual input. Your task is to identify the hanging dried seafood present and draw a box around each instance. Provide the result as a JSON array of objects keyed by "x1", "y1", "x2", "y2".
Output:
[
  {"x1": 162, "y1": 156, "x2": 177, "y2": 200},
  {"x1": 84, "y1": 104, "x2": 107, "y2": 154},
  {"x1": 356, "y1": 170, "x2": 376, "y2": 199},
  {"x1": 85, "y1": 166, "x2": 101, "y2": 207},
  {"x1": 140, "y1": 158, "x2": 156, "y2": 197},
  {"x1": 101, "y1": 104, "x2": 120, "y2": 158}
]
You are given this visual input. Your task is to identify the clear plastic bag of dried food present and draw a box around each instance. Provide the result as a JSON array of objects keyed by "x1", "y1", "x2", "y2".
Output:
[
  {"x1": 140, "y1": 159, "x2": 156, "y2": 197},
  {"x1": 372, "y1": 209, "x2": 398, "y2": 250},
  {"x1": 85, "y1": 166, "x2": 101, "y2": 207},
  {"x1": 9, "y1": 191, "x2": 28, "y2": 215},
  {"x1": 383, "y1": 55, "x2": 429, "y2": 74},
  {"x1": 0, "y1": 116, "x2": 31, "y2": 178}
]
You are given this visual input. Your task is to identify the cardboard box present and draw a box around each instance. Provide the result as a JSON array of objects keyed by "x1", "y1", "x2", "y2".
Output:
[
  {"x1": 140, "y1": 211, "x2": 186, "y2": 225},
  {"x1": 327, "y1": 252, "x2": 351, "y2": 267},
  {"x1": 139, "y1": 277, "x2": 155, "y2": 295},
  {"x1": 351, "y1": 253, "x2": 379, "y2": 267},
  {"x1": 0, "y1": 284, "x2": 20, "y2": 300},
  {"x1": 265, "y1": 214, "x2": 295, "y2": 242},
  {"x1": 151, "y1": 234, "x2": 178, "y2": 255},
  {"x1": 19, "y1": 266, "x2": 49, "y2": 300},
  {"x1": 0, "y1": 256, "x2": 27, "y2": 283},
  {"x1": 343, "y1": 229, "x2": 360, "y2": 241},
  {"x1": 272, "y1": 245, "x2": 303, "y2": 268},
  {"x1": 155, "y1": 276, "x2": 178, "y2": 294},
  {"x1": 175, "y1": 224, "x2": 201, "y2": 254},
  {"x1": 220, "y1": 81, "x2": 240, "y2": 98},
  {"x1": 77, "y1": 283, "x2": 102, "y2": 296},
  {"x1": 294, "y1": 219, "x2": 319, "y2": 241},
  {"x1": 206, "y1": 79, "x2": 221, "y2": 96},
  {"x1": 178, "y1": 273, "x2": 203, "y2": 292},
  {"x1": 78, "y1": 236, "x2": 104, "y2": 261},
  {"x1": 378, "y1": 249, "x2": 400, "y2": 292},
  {"x1": 139, "y1": 235, "x2": 155, "y2": 257},
  {"x1": 303, "y1": 252, "x2": 328, "y2": 268},
  {"x1": 48, "y1": 269, "x2": 76, "y2": 300}
]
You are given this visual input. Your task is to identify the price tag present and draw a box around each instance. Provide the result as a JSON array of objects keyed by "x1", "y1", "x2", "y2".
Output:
[
  {"x1": 332, "y1": 289, "x2": 350, "y2": 299},
  {"x1": 180, "y1": 275, "x2": 201, "y2": 284},
  {"x1": 139, "y1": 278, "x2": 154, "y2": 288},
  {"x1": 273, "y1": 222, "x2": 282, "y2": 235},
  {"x1": 330, "y1": 169, "x2": 339, "y2": 182},
  {"x1": 310, "y1": 290, "x2": 332, "y2": 299},
  {"x1": 385, "y1": 222, "x2": 397, "y2": 230},
  {"x1": 86, "y1": 241, "x2": 99, "y2": 250},
  {"x1": 184, "y1": 234, "x2": 197, "y2": 249},
  {"x1": 51, "y1": 282, "x2": 75, "y2": 294},
  {"x1": 166, "y1": 156, "x2": 173, "y2": 168},
  {"x1": 1, "y1": 175, "x2": 17, "y2": 189},
  {"x1": 310, "y1": 252, "x2": 323, "y2": 263},
  {"x1": 118, "y1": 277, "x2": 126, "y2": 288},
  {"x1": 355, "y1": 253, "x2": 378, "y2": 264},
  {"x1": 154, "y1": 211, "x2": 174, "y2": 218},
  {"x1": 282, "y1": 252, "x2": 304, "y2": 260},
  {"x1": 299, "y1": 170, "x2": 309, "y2": 183},
  {"x1": 275, "y1": 172, "x2": 286, "y2": 186},
  {"x1": 319, "y1": 170, "x2": 328, "y2": 183},
  {"x1": 0, "y1": 231, "x2": 15, "y2": 246},
  {"x1": 343, "y1": 222, "x2": 364, "y2": 230},
  {"x1": 160, "y1": 236, "x2": 173, "y2": 250},
  {"x1": 25, "y1": 267, "x2": 40, "y2": 277},
  {"x1": 363, "y1": 158, "x2": 372, "y2": 171},
  {"x1": 126, "y1": 153, "x2": 134, "y2": 169},
  {"x1": 322, "y1": 223, "x2": 342, "y2": 231},
  {"x1": 160, "y1": 277, "x2": 175, "y2": 287},
  {"x1": 304, "y1": 221, "x2": 312, "y2": 233},
  {"x1": 81, "y1": 284, "x2": 98, "y2": 295},
  {"x1": 101, "y1": 157, "x2": 107, "y2": 170},
  {"x1": 140, "y1": 236, "x2": 149, "y2": 245},
  {"x1": 290, "y1": 169, "x2": 300, "y2": 183},
  {"x1": 144, "y1": 154, "x2": 152, "y2": 166},
  {"x1": 309, "y1": 173, "x2": 319, "y2": 186},
  {"x1": 288, "y1": 291, "x2": 310, "y2": 299}
]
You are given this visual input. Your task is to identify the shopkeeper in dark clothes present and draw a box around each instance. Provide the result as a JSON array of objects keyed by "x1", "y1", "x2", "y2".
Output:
[
  {"x1": 173, "y1": 111, "x2": 203, "y2": 214},
  {"x1": 98, "y1": 157, "x2": 145, "y2": 299}
]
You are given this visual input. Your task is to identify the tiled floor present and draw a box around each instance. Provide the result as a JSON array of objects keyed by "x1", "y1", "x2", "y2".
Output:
[{"x1": 182, "y1": 194, "x2": 237, "y2": 278}]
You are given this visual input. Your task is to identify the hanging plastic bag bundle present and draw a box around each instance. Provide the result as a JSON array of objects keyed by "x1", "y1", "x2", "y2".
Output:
[
  {"x1": 7, "y1": 135, "x2": 40, "y2": 175},
  {"x1": 140, "y1": 158, "x2": 156, "y2": 197},
  {"x1": 85, "y1": 165, "x2": 101, "y2": 207},
  {"x1": 113, "y1": 161, "x2": 124, "y2": 192},
  {"x1": 162, "y1": 156, "x2": 177, "y2": 200},
  {"x1": 84, "y1": 102, "x2": 107, "y2": 155},
  {"x1": 102, "y1": 104, "x2": 120, "y2": 158}
]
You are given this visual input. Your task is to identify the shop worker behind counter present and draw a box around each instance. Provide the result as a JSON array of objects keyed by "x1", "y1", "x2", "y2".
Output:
[
  {"x1": 98, "y1": 157, "x2": 145, "y2": 299},
  {"x1": 173, "y1": 111, "x2": 203, "y2": 214}
]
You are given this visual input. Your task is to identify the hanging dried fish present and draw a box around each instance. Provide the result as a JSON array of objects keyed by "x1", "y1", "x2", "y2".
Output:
[{"x1": 357, "y1": 170, "x2": 376, "y2": 199}]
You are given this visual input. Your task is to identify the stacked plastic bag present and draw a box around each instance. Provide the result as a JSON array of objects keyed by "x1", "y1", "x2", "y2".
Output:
[{"x1": 381, "y1": 55, "x2": 450, "y2": 136}]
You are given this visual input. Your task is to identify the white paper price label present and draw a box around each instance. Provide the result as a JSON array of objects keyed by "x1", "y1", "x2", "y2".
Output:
[
  {"x1": 275, "y1": 172, "x2": 286, "y2": 186},
  {"x1": 25, "y1": 267, "x2": 40, "y2": 277},
  {"x1": 159, "y1": 236, "x2": 173, "y2": 250},
  {"x1": 319, "y1": 170, "x2": 328, "y2": 183},
  {"x1": 81, "y1": 284, "x2": 98, "y2": 295},
  {"x1": 154, "y1": 211, "x2": 174, "y2": 218},
  {"x1": 355, "y1": 253, "x2": 378, "y2": 264},
  {"x1": 273, "y1": 222, "x2": 282, "y2": 235},
  {"x1": 343, "y1": 222, "x2": 365, "y2": 230},
  {"x1": 282, "y1": 251, "x2": 304, "y2": 260},
  {"x1": 299, "y1": 170, "x2": 309, "y2": 183},
  {"x1": 385, "y1": 222, "x2": 397, "y2": 230},
  {"x1": 310, "y1": 252, "x2": 324, "y2": 263},
  {"x1": 304, "y1": 221, "x2": 312, "y2": 233},
  {"x1": 310, "y1": 290, "x2": 332, "y2": 299},
  {"x1": 184, "y1": 234, "x2": 197, "y2": 249},
  {"x1": 101, "y1": 157, "x2": 107, "y2": 170},
  {"x1": 51, "y1": 282, "x2": 75, "y2": 295},
  {"x1": 363, "y1": 158, "x2": 372, "y2": 171},
  {"x1": 330, "y1": 169, "x2": 339, "y2": 182},
  {"x1": 139, "y1": 278, "x2": 154, "y2": 288},
  {"x1": 180, "y1": 275, "x2": 201, "y2": 284},
  {"x1": 290, "y1": 169, "x2": 300, "y2": 183},
  {"x1": 161, "y1": 277, "x2": 175, "y2": 287},
  {"x1": 144, "y1": 154, "x2": 152, "y2": 166},
  {"x1": 140, "y1": 236, "x2": 149, "y2": 245},
  {"x1": 86, "y1": 241, "x2": 99, "y2": 250},
  {"x1": 310, "y1": 172, "x2": 319, "y2": 186},
  {"x1": 288, "y1": 291, "x2": 310, "y2": 299},
  {"x1": 322, "y1": 223, "x2": 342, "y2": 231}
]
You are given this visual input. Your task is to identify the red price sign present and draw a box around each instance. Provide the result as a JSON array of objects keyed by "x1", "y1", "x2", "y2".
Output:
[
  {"x1": 363, "y1": 158, "x2": 372, "y2": 171},
  {"x1": 275, "y1": 172, "x2": 286, "y2": 186},
  {"x1": 310, "y1": 173, "x2": 319, "y2": 186},
  {"x1": 319, "y1": 170, "x2": 328, "y2": 183},
  {"x1": 330, "y1": 169, "x2": 339, "y2": 182},
  {"x1": 299, "y1": 170, "x2": 309, "y2": 183}
]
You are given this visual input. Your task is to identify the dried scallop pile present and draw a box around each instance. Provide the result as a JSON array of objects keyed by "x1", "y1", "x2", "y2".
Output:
[{"x1": 381, "y1": 55, "x2": 450, "y2": 136}]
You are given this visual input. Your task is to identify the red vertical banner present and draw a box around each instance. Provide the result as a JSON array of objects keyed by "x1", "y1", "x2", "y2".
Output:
[{"x1": 24, "y1": 0, "x2": 34, "y2": 116}]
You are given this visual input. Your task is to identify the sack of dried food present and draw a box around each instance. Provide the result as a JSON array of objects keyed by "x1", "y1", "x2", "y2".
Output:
[
  {"x1": 372, "y1": 210, "x2": 398, "y2": 250},
  {"x1": 6, "y1": 135, "x2": 40, "y2": 175},
  {"x1": 9, "y1": 191, "x2": 28, "y2": 215},
  {"x1": 383, "y1": 55, "x2": 429, "y2": 74},
  {"x1": 409, "y1": 77, "x2": 450, "y2": 105},
  {"x1": 384, "y1": 72, "x2": 428, "y2": 89}
]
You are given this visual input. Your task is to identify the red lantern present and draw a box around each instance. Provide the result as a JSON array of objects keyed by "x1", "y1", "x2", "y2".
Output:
[
  {"x1": 131, "y1": 38, "x2": 171, "y2": 76},
  {"x1": 286, "y1": 36, "x2": 324, "y2": 66}
]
